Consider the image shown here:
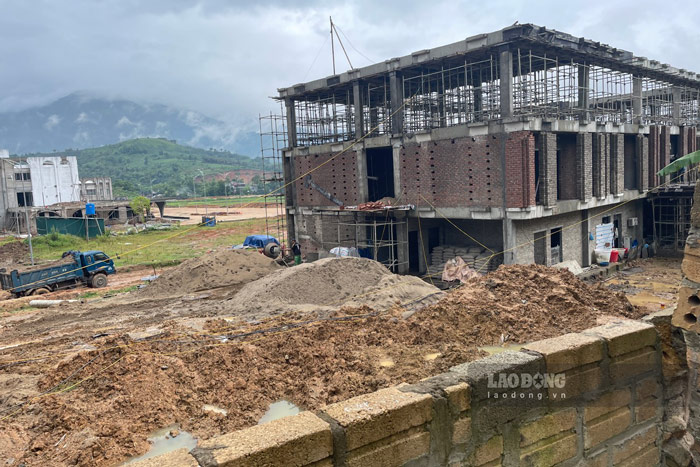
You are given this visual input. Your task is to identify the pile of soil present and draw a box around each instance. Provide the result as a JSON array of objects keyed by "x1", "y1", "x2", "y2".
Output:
[
  {"x1": 0, "y1": 264, "x2": 645, "y2": 466},
  {"x1": 140, "y1": 249, "x2": 281, "y2": 298},
  {"x1": 0, "y1": 240, "x2": 29, "y2": 269},
  {"x1": 226, "y1": 257, "x2": 440, "y2": 318}
]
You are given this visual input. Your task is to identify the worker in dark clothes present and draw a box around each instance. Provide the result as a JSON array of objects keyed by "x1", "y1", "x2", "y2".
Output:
[{"x1": 291, "y1": 240, "x2": 302, "y2": 265}]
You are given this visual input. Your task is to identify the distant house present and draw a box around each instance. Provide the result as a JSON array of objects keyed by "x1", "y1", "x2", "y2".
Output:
[{"x1": 80, "y1": 177, "x2": 113, "y2": 201}]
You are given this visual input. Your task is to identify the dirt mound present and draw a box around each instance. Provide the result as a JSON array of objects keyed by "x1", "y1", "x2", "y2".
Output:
[
  {"x1": 426, "y1": 264, "x2": 643, "y2": 343},
  {"x1": 140, "y1": 249, "x2": 281, "y2": 298},
  {"x1": 0, "y1": 240, "x2": 29, "y2": 269},
  {"x1": 225, "y1": 257, "x2": 440, "y2": 317}
]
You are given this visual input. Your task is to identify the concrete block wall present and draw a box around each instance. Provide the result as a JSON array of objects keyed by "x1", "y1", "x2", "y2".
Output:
[
  {"x1": 610, "y1": 134, "x2": 625, "y2": 196},
  {"x1": 576, "y1": 133, "x2": 593, "y2": 202},
  {"x1": 538, "y1": 132, "x2": 557, "y2": 207},
  {"x1": 136, "y1": 319, "x2": 684, "y2": 467}
]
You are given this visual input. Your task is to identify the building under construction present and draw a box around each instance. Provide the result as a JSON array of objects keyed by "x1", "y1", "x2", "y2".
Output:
[{"x1": 274, "y1": 23, "x2": 700, "y2": 274}]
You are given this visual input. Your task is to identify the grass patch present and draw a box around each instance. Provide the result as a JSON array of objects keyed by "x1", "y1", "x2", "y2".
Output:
[{"x1": 26, "y1": 217, "x2": 270, "y2": 270}]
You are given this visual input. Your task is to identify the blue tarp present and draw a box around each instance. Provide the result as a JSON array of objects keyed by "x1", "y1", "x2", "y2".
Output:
[{"x1": 242, "y1": 235, "x2": 280, "y2": 248}]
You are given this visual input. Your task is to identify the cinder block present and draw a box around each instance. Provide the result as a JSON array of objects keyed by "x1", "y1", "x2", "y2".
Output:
[
  {"x1": 346, "y1": 428, "x2": 430, "y2": 467},
  {"x1": 445, "y1": 382, "x2": 471, "y2": 413},
  {"x1": 193, "y1": 411, "x2": 332, "y2": 467},
  {"x1": 635, "y1": 397, "x2": 659, "y2": 422},
  {"x1": 617, "y1": 444, "x2": 660, "y2": 466},
  {"x1": 471, "y1": 434, "x2": 503, "y2": 466},
  {"x1": 584, "y1": 407, "x2": 632, "y2": 449},
  {"x1": 635, "y1": 377, "x2": 659, "y2": 400},
  {"x1": 584, "y1": 388, "x2": 631, "y2": 422},
  {"x1": 609, "y1": 347, "x2": 656, "y2": 382},
  {"x1": 584, "y1": 449, "x2": 610, "y2": 467},
  {"x1": 322, "y1": 386, "x2": 432, "y2": 451},
  {"x1": 552, "y1": 363, "x2": 603, "y2": 399},
  {"x1": 519, "y1": 432, "x2": 577, "y2": 466},
  {"x1": 452, "y1": 416, "x2": 472, "y2": 445},
  {"x1": 583, "y1": 320, "x2": 657, "y2": 357},
  {"x1": 519, "y1": 408, "x2": 576, "y2": 447},
  {"x1": 612, "y1": 425, "x2": 658, "y2": 464},
  {"x1": 129, "y1": 448, "x2": 198, "y2": 467},
  {"x1": 523, "y1": 332, "x2": 604, "y2": 373}
]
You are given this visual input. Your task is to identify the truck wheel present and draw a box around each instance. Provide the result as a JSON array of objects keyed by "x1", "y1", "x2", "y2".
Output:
[
  {"x1": 91, "y1": 274, "x2": 108, "y2": 288},
  {"x1": 32, "y1": 287, "x2": 51, "y2": 295}
]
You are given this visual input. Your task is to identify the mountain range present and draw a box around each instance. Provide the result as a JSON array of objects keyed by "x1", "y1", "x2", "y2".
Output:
[{"x1": 0, "y1": 92, "x2": 261, "y2": 156}]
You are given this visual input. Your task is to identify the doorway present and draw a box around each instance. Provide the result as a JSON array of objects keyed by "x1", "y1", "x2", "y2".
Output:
[
  {"x1": 366, "y1": 147, "x2": 395, "y2": 201},
  {"x1": 550, "y1": 227, "x2": 562, "y2": 264}
]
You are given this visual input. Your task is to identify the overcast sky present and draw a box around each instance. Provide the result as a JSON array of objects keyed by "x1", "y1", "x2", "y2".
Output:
[{"x1": 1, "y1": 0, "x2": 699, "y2": 134}]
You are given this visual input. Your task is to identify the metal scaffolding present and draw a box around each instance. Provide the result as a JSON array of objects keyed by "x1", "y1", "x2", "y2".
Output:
[
  {"x1": 650, "y1": 184, "x2": 695, "y2": 253},
  {"x1": 258, "y1": 110, "x2": 288, "y2": 248},
  {"x1": 322, "y1": 211, "x2": 409, "y2": 272}
]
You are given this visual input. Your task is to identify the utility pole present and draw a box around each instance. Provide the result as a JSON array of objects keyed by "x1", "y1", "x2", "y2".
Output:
[
  {"x1": 330, "y1": 16, "x2": 336, "y2": 75},
  {"x1": 198, "y1": 169, "x2": 207, "y2": 216}
]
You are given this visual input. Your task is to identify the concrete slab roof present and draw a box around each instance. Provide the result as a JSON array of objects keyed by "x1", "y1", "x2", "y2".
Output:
[{"x1": 278, "y1": 23, "x2": 700, "y2": 100}]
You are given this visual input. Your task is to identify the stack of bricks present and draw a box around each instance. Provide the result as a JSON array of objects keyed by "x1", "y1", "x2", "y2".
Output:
[{"x1": 134, "y1": 318, "x2": 685, "y2": 467}]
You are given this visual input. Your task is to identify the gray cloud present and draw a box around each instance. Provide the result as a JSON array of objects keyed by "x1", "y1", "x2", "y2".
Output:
[{"x1": 1, "y1": 0, "x2": 699, "y2": 144}]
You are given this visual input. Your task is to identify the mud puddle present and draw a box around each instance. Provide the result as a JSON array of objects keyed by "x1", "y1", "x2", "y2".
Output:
[
  {"x1": 121, "y1": 424, "x2": 197, "y2": 465},
  {"x1": 258, "y1": 400, "x2": 300, "y2": 425}
]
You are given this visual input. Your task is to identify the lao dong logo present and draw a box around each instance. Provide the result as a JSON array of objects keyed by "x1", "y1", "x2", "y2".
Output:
[{"x1": 487, "y1": 372, "x2": 566, "y2": 400}]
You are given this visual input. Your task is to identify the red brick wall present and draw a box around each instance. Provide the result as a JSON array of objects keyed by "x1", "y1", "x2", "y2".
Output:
[
  {"x1": 399, "y1": 135, "x2": 503, "y2": 208},
  {"x1": 293, "y1": 152, "x2": 360, "y2": 207},
  {"x1": 504, "y1": 131, "x2": 536, "y2": 208}
]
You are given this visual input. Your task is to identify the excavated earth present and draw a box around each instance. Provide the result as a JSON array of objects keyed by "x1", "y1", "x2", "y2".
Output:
[{"x1": 0, "y1": 257, "x2": 645, "y2": 466}]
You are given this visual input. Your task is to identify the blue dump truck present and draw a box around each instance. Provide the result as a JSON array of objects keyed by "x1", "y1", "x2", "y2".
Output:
[{"x1": 0, "y1": 250, "x2": 116, "y2": 297}]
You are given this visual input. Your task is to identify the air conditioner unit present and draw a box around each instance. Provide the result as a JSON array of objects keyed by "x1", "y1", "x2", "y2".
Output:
[{"x1": 627, "y1": 217, "x2": 638, "y2": 227}]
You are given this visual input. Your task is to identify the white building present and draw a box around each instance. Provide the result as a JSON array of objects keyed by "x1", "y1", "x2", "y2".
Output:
[{"x1": 0, "y1": 152, "x2": 81, "y2": 229}]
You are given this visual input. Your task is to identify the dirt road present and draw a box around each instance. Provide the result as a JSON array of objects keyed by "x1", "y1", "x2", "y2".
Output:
[{"x1": 163, "y1": 205, "x2": 280, "y2": 225}]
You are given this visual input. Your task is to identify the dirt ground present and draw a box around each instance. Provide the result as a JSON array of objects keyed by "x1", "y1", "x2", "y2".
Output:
[
  {"x1": 163, "y1": 205, "x2": 280, "y2": 225},
  {"x1": 604, "y1": 257, "x2": 682, "y2": 313},
  {"x1": 0, "y1": 249, "x2": 650, "y2": 466}
]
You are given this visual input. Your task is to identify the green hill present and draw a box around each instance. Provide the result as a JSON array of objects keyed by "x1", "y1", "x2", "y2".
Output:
[{"x1": 33, "y1": 138, "x2": 262, "y2": 197}]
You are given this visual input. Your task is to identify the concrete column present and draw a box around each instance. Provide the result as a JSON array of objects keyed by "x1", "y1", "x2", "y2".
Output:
[
  {"x1": 352, "y1": 81, "x2": 364, "y2": 140},
  {"x1": 389, "y1": 71, "x2": 403, "y2": 135},
  {"x1": 581, "y1": 208, "x2": 591, "y2": 267},
  {"x1": 356, "y1": 148, "x2": 368, "y2": 203},
  {"x1": 539, "y1": 132, "x2": 557, "y2": 207},
  {"x1": 392, "y1": 143, "x2": 402, "y2": 200},
  {"x1": 284, "y1": 98, "x2": 297, "y2": 148},
  {"x1": 610, "y1": 134, "x2": 625, "y2": 195},
  {"x1": 499, "y1": 49, "x2": 513, "y2": 118},
  {"x1": 576, "y1": 133, "x2": 593, "y2": 202},
  {"x1": 118, "y1": 206, "x2": 128, "y2": 221},
  {"x1": 577, "y1": 65, "x2": 590, "y2": 121},
  {"x1": 502, "y1": 218, "x2": 516, "y2": 264},
  {"x1": 396, "y1": 217, "x2": 409, "y2": 274},
  {"x1": 632, "y1": 76, "x2": 643, "y2": 124},
  {"x1": 673, "y1": 86, "x2": 682, "y2": 124}
]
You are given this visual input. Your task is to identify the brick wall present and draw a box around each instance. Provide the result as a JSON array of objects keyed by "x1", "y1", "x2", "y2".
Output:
[
  {"x1": 399, "y1": 136, "x2": 502, "y2": 208},
  {"x1": 504, "y1": 131, "x2": 535, "y2": 208},
  {"x1": 592, "y1": 134, "x2": 609, "y2": 199},
  {"x1": 137, "y1": 319, "x2": 685, "y2": 467},
  {"x1": 610, "y1": 134, "x2": 624, "y2": 195},
  {"x1": 294, "y1": 152, "x2": 360, "y2": 207},
  {"x1": 577, "y1": 132, "x2": 593, "y2": 202}
]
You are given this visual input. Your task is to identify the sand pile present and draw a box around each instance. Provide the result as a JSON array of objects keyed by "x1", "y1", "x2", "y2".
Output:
[
  {"x1": 141, "y1": 249, "x2": 281, "y2": 298},
  {"x1": 225, "y1": 257, "x2": 440, "y2": 318}
]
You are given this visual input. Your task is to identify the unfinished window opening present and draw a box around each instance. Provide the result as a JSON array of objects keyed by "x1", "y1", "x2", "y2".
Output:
[
  {"x1": 408, "y1": 230, "x2": 420, "y2": 273},
  {"x1": 550, "y1": 226, "x2": 562, "y2": 264},
  {"x1": 556, "y1": 134, "x2": 577, "y2": 200},
  {"x1": 670, "y1": 134, "x2": 679, "y2": 161},
  {"x1": 366, "y1": 146, "x2": 395, "y2": 201},
  {"x1": 534, "y1": 230, "x2": 546, "y2": 265},
  {"x1": 16, "y1": 192, "x2": 33, "y2": 207},
  {"x1": 534, "y1": 134, "x2": 542, "y2": 205},
  {"x1": 624, "y1": 135, "x2": 638, "y2": 190},
  {"x1": 613, "y1": 214, "x2": 622, "y2": 248}
]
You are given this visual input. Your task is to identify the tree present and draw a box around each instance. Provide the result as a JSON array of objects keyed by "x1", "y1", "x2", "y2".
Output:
[{"x1": 130, "y1": 196, "x2": 151, "y2": 222}]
